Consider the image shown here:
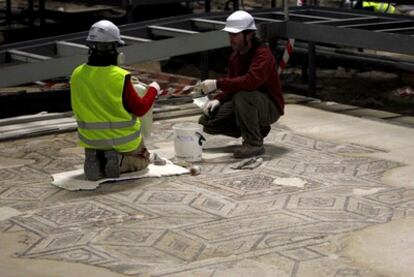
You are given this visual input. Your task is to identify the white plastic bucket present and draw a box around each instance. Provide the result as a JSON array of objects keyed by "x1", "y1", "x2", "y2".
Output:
[
  {"x1": 173, "y1": 122, "x2": 206, "y2": 162},
  {"x1": 134, "y1": 83, "x2": 153, "y2": 139}
]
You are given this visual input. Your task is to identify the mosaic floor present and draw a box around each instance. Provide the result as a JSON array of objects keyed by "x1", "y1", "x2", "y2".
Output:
[{"x1": 0, "y1": 113, "x2": 412, "y2": 276}]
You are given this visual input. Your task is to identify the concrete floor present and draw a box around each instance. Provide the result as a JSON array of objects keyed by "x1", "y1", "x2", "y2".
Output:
[{"x1": 0, "y1": 103, "x2": 413, "y2": 276}]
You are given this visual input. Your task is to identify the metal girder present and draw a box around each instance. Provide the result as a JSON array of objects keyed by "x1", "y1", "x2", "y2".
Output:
[
  {"x1": 147, "y1": 25, "x2": 198, "y2": 37},
  {"x1": 311, "y1": 16, "x2": 379, "y2": 25},
  {"x1": 339, "y1": 19, "x2": 413, "y2": 29},
  {"x1": 122, "y1": 30, "x2": 227, "y2": 62},
  {"x1": 191, "y1": 18, "x2": 225, "y2": 29},
  {"x1": 286, "y1": 42, "x2": 414, "y2": 72},
  {"x1": 254, "y1": 16, "x2": 283, "y2": 23},
  {"x1": 56, "y1": 41, "x2": 88, "y2": 57},
  {"x1": 258, "y1": 6, "x2": 414, "y2": 53},
  {"x1": 7, "y1": 49, "x2": 51, "y2": 62},
  {"x1": 0, "y1": 30, "x2": 228, "y2": 87},
  {"x1": 0, "y1": 11, "x2": 229, "y2": 87},
  {"x1": 379, "y1": 26, "x2": 414, "y2": 33},
  {"x1": 120, "y1": 36, "x2": 152, "y2": 43},
  {"x1": 2, "y1": 6, "x2": 414, "y2": 88},
  {"x1": 259, "y1": 20, "x2": 414, "y2": 55}
]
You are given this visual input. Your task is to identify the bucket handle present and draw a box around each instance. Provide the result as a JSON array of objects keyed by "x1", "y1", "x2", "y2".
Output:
[{"x1": 196, "y1": 131, "x2": 206, "y2": 146}]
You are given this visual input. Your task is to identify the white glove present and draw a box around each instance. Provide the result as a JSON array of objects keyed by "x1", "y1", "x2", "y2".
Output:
[
  {"x1": 149, "y1": 81, "x2": 161, "y2": 96},
  {"x1": 203, "y1": 99, "x2": 220, "y2": 116},
  {"x1": 200, "y1": 79, "x2": 217, "y2": 94}
]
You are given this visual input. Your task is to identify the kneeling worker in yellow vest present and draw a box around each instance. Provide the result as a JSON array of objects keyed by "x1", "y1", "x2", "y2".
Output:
[
  {"x1": 71, "y1": 20, "x2": 162, "y2": 181},
  {"x1": 352, "y1": 1, "x2": 395, "y2": 13},
  {"x1": 363, "y1": 1, "x2": 395, "y2": 13}
]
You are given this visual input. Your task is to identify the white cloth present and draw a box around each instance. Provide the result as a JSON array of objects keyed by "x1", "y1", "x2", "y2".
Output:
[
  {"x1": 52, "y1": 159, "x2": 189, "y2": 191},
  {"x1": 193, "y1": 95, "x2": 209, "y2": 109}
]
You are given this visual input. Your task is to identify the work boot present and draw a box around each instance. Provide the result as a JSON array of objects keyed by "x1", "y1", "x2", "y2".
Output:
[
  {"x1": 233, "y1": 142, "x2": 265, "y2": 159},
  {"x1": 104, "y1": 150, "x2": 120, "y2": 178},
  {"x1": 260, "y1": 126, "x2": 271, "y2": 138},
  {"x1": 84, "y1": 149, "x2": 104, "y2": 181}
]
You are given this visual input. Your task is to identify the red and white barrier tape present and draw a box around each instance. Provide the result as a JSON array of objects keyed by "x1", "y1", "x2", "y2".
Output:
[{"x1": 277, "y1": 38, "x2": 295, "y2": 75}]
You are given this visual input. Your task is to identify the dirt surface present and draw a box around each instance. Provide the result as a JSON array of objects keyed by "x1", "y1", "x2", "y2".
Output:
[{"x1": 285, "y1": 68, "x2": 414, "y2": 116}]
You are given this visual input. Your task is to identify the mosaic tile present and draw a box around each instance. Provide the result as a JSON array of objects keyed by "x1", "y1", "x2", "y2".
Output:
[{"x1": 0, "y1": 120, "x2": 407, "y2": 276}]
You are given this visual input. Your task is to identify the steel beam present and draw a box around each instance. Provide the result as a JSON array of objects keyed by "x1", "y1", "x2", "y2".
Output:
[
  {"x1": 7, "y1": 49, "x2": 51, "y2": 62},
  {"x1": 313, "y1": 16, "x2": 386, "y2": 26},
  {"x1": 147, "y1": 25, "x2": 198, "y2": 37},
  {"x1": 191, "y1": 18, "x2": 225, "y2": 30},
  {"x1": 254, "y1": 17, "x2": 283, "y2": 23},
  {"x1": 340, "y1": 20, "x2": 413, "y2": 29},
  {"x1": 259, "y1": 21, "x2": 414, "y2": 55},
  {"x1": 0, "y1": 30, "x2": 228, "y2": 87},
  {"x1": 2, "y1": 6, "x2": 414, "y2": 88},
  {"x1": 378, "y1": 26, "x2": 414, "y2": 33},
  {"x1": 276, "y1": 11, "x2": 331, "y2": 21},
  {"x1": 290, "y1": 44, "x2": 414, "y2": 72},
  {"x1": 56, "y1": 41, "x2": 89, "y2": 57},
  {"x1": 120, "y1": 35, "x2": 152, "y2": 43}
]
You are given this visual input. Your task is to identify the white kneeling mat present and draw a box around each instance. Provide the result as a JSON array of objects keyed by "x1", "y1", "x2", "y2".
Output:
[{"x1": 52, "y1": 160, "x2": 189, "y2": 191}]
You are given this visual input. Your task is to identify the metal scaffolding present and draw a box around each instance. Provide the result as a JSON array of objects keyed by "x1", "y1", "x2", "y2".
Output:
[{"x1": 0, "y1": 6, "x2": 414, "y2": 90}]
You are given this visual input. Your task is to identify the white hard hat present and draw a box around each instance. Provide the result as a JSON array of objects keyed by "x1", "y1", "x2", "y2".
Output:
[
  {"x1": 86, "y1": 20, "x2": 125, "y2": 45},
  {"x1": 223, "y1": 10, "x2": 256, "y2": 33}
]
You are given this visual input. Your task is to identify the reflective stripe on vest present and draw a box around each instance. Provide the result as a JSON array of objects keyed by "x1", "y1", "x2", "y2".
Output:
[
  {"x1": 77, "y1": 116, "x2": 137, "y2": 130},
  {"x1": 78, "y1": 129, "x2": 141, "y2": 148}
]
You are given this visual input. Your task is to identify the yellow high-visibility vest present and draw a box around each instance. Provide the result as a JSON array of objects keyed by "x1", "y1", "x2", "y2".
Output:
[
  {"x1": 363, "y1": 2, "x2": 395, "y2": 13},
  {"x1": 70, "y1": 64, "x2": 142, "y2": 152}
]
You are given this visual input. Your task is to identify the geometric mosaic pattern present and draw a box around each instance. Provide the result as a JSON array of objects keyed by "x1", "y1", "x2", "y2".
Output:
[{"x1": 0, "y1": 122, "x2": 410, "y2": 276}]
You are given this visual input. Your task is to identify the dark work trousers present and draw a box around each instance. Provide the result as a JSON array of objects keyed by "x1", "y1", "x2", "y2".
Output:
[{"x1": 198, "y1": 90, "x2": 280, "y2": 146}]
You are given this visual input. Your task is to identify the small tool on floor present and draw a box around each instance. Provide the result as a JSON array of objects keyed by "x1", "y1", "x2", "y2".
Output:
[{"x1": 231, "y1": 157, "x2": 263, "y2": 170}]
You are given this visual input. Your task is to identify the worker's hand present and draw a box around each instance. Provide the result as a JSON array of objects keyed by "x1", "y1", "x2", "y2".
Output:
[
  {"x1": 149, "y1": 81, "x2": 161, "y2": 96},
  {"x1": 203, "y1": 99, "x2": 220, "y2": 116},
  {"x1": 200, "y1": 79, "x2": 217, "y2": 94}
]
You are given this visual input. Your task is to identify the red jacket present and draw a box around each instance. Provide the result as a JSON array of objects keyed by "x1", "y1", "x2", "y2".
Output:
[
  {"x1": 215, "y1": 44, "x2": 284, "y2": 115},
  {"x1": 123, "y1": 78, "x2": 157, "y2": 117}
]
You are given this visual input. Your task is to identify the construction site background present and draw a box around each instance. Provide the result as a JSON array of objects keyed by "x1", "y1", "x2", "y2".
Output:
[{"x1": 0, "y1": 0, "x2": 413, "y2": 118}]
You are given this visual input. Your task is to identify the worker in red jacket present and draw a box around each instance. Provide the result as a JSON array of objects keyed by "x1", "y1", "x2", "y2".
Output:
[
  {"x1": 198, "y1": 10, "x2": 284, "y2": 159},
  {"x1": 71, "y1": 20, "x2": 161, "y2": 181}
]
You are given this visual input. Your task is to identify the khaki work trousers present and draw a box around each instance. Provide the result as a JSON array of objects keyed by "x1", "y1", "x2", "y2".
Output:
[{"x1": 119, "y1": 143, "x2": 150, "y2": 173}]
